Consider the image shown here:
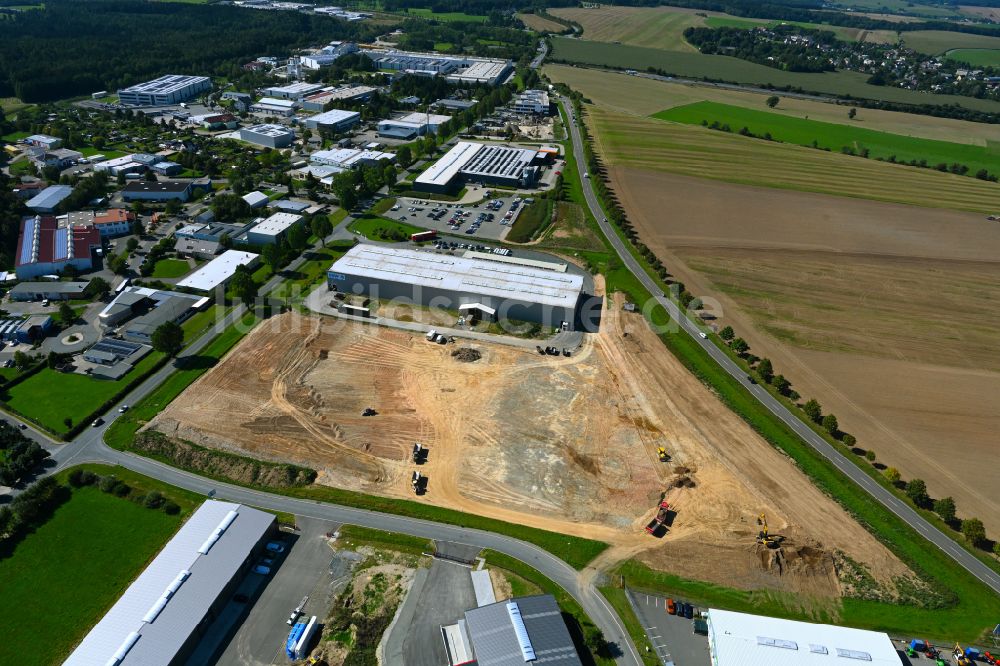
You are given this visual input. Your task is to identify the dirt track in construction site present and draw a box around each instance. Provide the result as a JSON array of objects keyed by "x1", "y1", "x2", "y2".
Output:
[{"x1": 150, "y1": 297, "x2": 912, "y2": 599}]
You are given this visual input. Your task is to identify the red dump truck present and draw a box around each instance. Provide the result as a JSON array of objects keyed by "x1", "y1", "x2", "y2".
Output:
[{"x1": 645, "y1": 501, "x2": 670, "y2": 535}]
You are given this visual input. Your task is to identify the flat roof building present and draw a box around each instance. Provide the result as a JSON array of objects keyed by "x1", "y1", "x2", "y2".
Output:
[
  {"x1": 300, "y1": 85, "x2": 377, "y2": 111},
  {"x1": 118, "y1": 75, "x2": 212, "y2": 106},
  {"x1": 415, "y1": 141, "x2": 539, "y2": 193},
  {"x1": 8, "y1": 281, "x2": 88, "y2": 301},
  {"x1": 310, "y1": 148, "x2": 395, "y2": 169},
  {"x1": 512, "y1": 89, "x2": 551, "y2": 115},
  {"x1": 247, "y1": 212, "x2": 303, "y2": 245},
  {"x1": 377, "y1": 111, "x2": 451, "y2": 140},
  {"x1": 239, "y1": 123, "x2": 295, "y2": 148},
  {"x1": 123, "y1": 294, "x2": 197, "y2": 343},
  {"x1": 177, "y1": 250, "x2": 259, "y2": 293},
  {"x1": 327, "y1": 245, "x2": 583, "y2": 329},
  {"x1": 250, "y1": 97, "x2": 297, "y2": 117},
  {"x1": 122, "y1": 180, "x2": 194, "y2": 202},
  {"x1": 25, "y1": 134, "x2": 62, "y2": 149},
  {"x1": 303, "y1": 109, "x2": 361, "y2": 132},
  {"x1": 63, "y1": 501, "x2": 276, "y2": 666},
  {"x1": 706, "y1": 609, "x2": 900, "y2": 666},
  {"x1": 262, "y1": 82, "x2": 323, "y2": 100},
  {"x1": 25, "y1": 184, "x2": 72, "y2": 213},
  {"x1": 447, "y1": 59, "x2": 513, "y2": 86}
]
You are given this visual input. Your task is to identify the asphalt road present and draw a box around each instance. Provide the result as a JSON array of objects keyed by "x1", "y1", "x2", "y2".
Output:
[{"x1": 559, "y1": 95, "x2": 1000, "y2": 597}]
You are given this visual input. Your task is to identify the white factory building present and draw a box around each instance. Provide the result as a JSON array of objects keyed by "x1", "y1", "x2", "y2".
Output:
[
  {"x1": 63, "y1": 501, "x2": 276, "y2": 666},
  {"x1": 250, "y1": 97, "x2": 297, "y2": 117},
  {"x1": 177, "y1": 250, "x2": 260, "y2": 293},
  {"x1": 262, "y1": 81, "x2": 324, "y2": 100},
  {"x1": 310, "y1": 147, "x2": 395, "y2": 169},
  {"x1": 300, "y1": 85, "x2": 376, "y2": 111},
  {"x1": 247, "y1": 212, "x2": 303, "y2": 245},
  {"x1": 239, "y1": 124, "x2": 295, "y2": 148},
  {"x1": 512, "y1": 89, "x2": 551, "y2": 115},
  {"x1": 117, "y1": 75, "x2": 212, "y2": 106},
  {"x1": 302, "y1": 108, "x2": 361, "y2": 132},
  {"x1": 327, "y1": 245, "x2": 584, "y2": 329},
  {"x1": 367, "y1": 51, "x2": 512, "y2": 86},
  {"x1": 377, "y1": 112, "x2": 451, "y2": 140},
  {"x1": 705, "y1": 609, "x2": 900, "y2": 666},
  {"x1": 415, "y1": 141, "x2": 540, "y2": 193}
]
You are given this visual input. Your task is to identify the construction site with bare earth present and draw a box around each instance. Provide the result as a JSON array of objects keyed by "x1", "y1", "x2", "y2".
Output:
[{"x1": 147, "y1": 277, "x2": 929, "y2": 608}]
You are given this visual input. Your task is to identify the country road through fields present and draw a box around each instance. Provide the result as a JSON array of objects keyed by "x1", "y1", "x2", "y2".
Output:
[{"x1": 558, "y1": 94, "x2": 1000, "y2": 597}]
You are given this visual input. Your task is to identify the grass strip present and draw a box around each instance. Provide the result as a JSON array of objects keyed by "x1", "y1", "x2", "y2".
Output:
[
  {"x1": 337, "y1": 524, "x2": 433, "y2": 557},
  {"x1": 598, "y1": 587, "x2": 660, "y2": 666}
]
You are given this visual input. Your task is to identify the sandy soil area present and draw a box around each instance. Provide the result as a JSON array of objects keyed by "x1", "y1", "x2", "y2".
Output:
[
  {"x1": 150, "y1": 304, "x2": 915, "y2": 598},
  {"x1": 607, "y1": 166, "x2": 1000, "y2": 533}
]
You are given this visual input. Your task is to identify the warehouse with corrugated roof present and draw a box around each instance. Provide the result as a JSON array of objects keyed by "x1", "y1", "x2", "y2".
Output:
[
  {"x1": 63, "y1": 501, "x2": 276, "y2": 666},
  {"x1": 327, "y1": 245, "x2": 584, "y2": 329}
]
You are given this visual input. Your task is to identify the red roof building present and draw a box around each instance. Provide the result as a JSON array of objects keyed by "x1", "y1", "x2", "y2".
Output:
[{"x1": 15, "y1": 215, "x2": 102, "y2": 279}]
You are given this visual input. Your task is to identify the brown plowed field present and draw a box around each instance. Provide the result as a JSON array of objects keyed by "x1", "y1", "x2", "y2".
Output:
[
  {"x1": 150, "y1": 301, "x2": 914, "y2": 598},
  {"x1": 605, "y1": 166, "x2": 1000, "y2": 534}
]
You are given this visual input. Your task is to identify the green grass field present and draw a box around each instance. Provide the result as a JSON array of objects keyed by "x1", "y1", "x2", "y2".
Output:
[
  {"x1": 0, "y1": 485, "x2": 181, "y2": 666},
  {"x1": 904, "y1": 29, "x2": 1000, "y2": 54},
  {"x1": 550, "y1": 38, "x2": 1000, "y2": 113},
  {"x1": 945, "y1": 47, "x2": 1000, "y2": 66},
  {"x1": 404, "y1": 7, "x2": 486, "y2": 23},
  {"x1": 1, "y1": 130, "x2": 30, "y2": 142},
  {"x1": 348, "y1": 215, "x2": 426, "y2": 241},
  {"x1": 654, "y1": 100, "x2": 1000, "y2": 176},
  {"x1": 6, "y1": 352, "x2": 164, "y2": 435},
  {"x1": 270, "y1": 241, "x2": 353, "y2": 302},
  {"x1": 150, "y1": 258, "x2": 191, "y2": 278},
  {"x1": 507, "y1": 198, "x2": 553, "y2": 243}
]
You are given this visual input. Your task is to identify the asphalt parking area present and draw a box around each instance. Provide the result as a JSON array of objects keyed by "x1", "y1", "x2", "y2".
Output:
[
  {"x1": 627, "y1": 590, "x2": 711, "y2": 666},
  {"x1": 390, "y1": 194, "x2": 524, "y2": 241}
]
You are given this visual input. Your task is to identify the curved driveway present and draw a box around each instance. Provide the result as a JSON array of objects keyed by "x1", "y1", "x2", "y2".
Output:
[{"x1": 558, "y1": 95, "x2": 1000, "y2": 596}]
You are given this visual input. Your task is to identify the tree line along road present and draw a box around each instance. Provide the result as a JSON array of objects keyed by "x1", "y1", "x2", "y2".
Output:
[{"x1": 557, "y1": 94, "x2": 1000, "y2": 597}]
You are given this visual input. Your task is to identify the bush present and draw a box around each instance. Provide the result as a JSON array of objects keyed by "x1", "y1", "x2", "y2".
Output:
[
  {"x1": 163, "y1": 501, "x2": 181, "y2": 515},
  {"x1": 67, "y1": 468, "x2": 85, "y2": 487},
  {"x1": 143, "y1": 490, "x2": 164, "y2": 509},
  {"x1": 865, "y1": 450, "x2": 876, "y2": 462},
  {"x1": 98, "y1": 475, "x2": 120, "y2": 494}
]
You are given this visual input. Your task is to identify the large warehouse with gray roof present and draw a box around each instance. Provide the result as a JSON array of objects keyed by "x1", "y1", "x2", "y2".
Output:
[
  {"x1": 63, "y1": 501, "x2": 276, "y2": 666},
  {"x1": 327, "y1": 245, "x2": 584, "y2": 329}
]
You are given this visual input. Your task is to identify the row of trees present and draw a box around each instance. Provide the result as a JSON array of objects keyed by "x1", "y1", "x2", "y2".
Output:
[
  {"x1": 0, "y1": 421, "x2": 50, "y2": 487},
  {"x1": 0, "y1": 476, "x2": 66, "y2": 550},
  {"x1": 67, "y1": 468, "x2": 181, "y2": 515},
  {"x1": 718, "y1": 324, "x2": 997, "y2": 554}
]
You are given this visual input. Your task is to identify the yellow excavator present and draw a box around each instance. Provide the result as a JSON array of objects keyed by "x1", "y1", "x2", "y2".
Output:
[
  {"x1": 757, "y1": 513, "x2": 780, "y2": 548},
  {"x1": 657, "y1": 447, "x2": 669, "y2": 462}
]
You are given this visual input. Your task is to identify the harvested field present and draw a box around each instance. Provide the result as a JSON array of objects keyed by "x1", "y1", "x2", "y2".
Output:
[
  {"x1": 516, "y1": 12, "x2": 567, "y2": 33},
  {"x1": 589, "y1": 106, "x2": 1000, "y2": 214},
  {"x1": 150, "y1": 308, "x2": 914, "y2": 597},
  {"x1": 902, "y1": 29, "x2": 1000, "y2": 55},
  {"x1": 959, "y1": 5, "x2": 1000, "y2": 22},
  {"x1": 546, "y1": 64, "x2": 1000, "y2": 146},
  {"x1": 602, "y1": 165, "x2": 1000, "y2": 534},
  {"x1": 549, "y1": 6, "x2": 705, "y2": 51}
]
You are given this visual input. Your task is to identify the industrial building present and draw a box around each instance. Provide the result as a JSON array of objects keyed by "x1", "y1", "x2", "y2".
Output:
[
  {"x1": 377, "y1": 112, "x2": 451, "y2": 140},
  {"x1": 247, "y1": 212, "x2": 303, "y2": 245},
  {"x1": 15, "y1": 215, "x2": 102, "y2": 279},
  {"x1": 175, "y1": 237, "x2": 221, "y2": 260},
  {"x1": 705, "y1": 609, "x2": 900, "y2": 666},
  {"x1": 239, "y1": 124, "x2": 295, "y2": 148},
  {"x1": 64, "y1": 209, "x2": 135, "y2": 238},
  {"x1": 83, "y1": 338, "x2": 152, "y2": 379},
  {"x1": 327, "y1": 245, "x2": 583, "y2": 329},
  {"x1": 8, "y1": 281, "x2": 88, "y2": 302},
  {"x1": 30, "y1": 147, "x2": 82, "y2": 171},
  {"x1": 309, "y1": 147, "x2": 395, "y2": 169},
  {"x1": 25, "y1": 134, "x2": 61, "y2": 150},
  {"x1": 98, "y1": 286, "x2": 206, "y2": 330},
  {"x1": 250, "y1": 97, "x2": 297, "y2": 117},
  {"x1": 300, "y1": 85, "x2": 376, "y2": 111},
  {"x1": 175, "y1": 220, "x2": 255, "y2": 243},
  {"x1": 512, "y1": 89, "x2": 551, "y2": 115},
  {"x1": 446, "y1": 59, "x2": 513, "y2": 86},
  {"x1": 434, "y1": 97, "x2": 477, "y2": 112},
  {"x1": 63, "y1": 501, "x2": 276, "y2": 666},
  {"x1": 25, "y1": 184, "x2": 72, "y2": 213},
  {"x1": 442, "y1": 595, "x2": 583, "y2": 666},
  {"x1": 117, "y1": 75, "x2": 212, "y2": 106},
  {"x1": 414, "y1": 141, "x2": 539, "y2": 193},
  {"x1": 263, "y1": 82, "x2": 324, "y2": 100},
  {"x1": 122, "y1": 180, "x2": 194, "y2": 202},
  {"x1": 177, "y1": 250, "x2": 259, "y2": 293},
  {"x1": 303, "y1": 108, "x2": 361, "y2": 132},
  {"x1": 242, "y1": 191, "x2": 270, "y2": 209}
]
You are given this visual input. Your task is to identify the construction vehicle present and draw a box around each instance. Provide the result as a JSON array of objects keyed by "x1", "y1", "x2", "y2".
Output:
[
  {"x1": 362, "y1": 407, "x2": 377, "y2": 416},
  {"x1": 412, "y1": 443, "x2": 426, "y2": 464},
  {"x1": 984, "y1": 651, "x2": 998, "y2": 665},
  {"x1": 954, "y1": 644, "x2": 973, "y2": 666},
  {"x1": 645, "y1": 501, "x2": 670, "y2": 535},
  {"x1": 412, "y1": 471, "x2": 428, "y2": 495},
  {"x1": 924, "y1": 641, "x2": 939, "y2": 660},
  {"x1": 657, "y1": 447, "x2": 669, "y2": 462},
  {"x1": 756, "y1": 513, "x2": 780, "y2": 548}
]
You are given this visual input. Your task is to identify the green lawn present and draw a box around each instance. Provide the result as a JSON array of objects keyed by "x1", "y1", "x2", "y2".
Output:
[
  {"x1": 507, "y1": 198, "x2": 554, "y2": 243},
  {"x1": 654, "y1": 100, "x2": 1000, "y2": 176},
  {"x1": 5, "y1": 352, "x2": 165, "y2": 435},
  {"x1": 270, "y1": 242, "x2": 353, "y2": 303},
  {"x1": 8, "y1": 158, "x2": 34, "y2": 176},
  {"x1": 0, "y1": 485, "x2": 181, "y2": 666},
  {"x1": 945, "y1": 47, "x2": 1000, "y2": 66},
  {"x1": 78, "y1": 146, "x2": 127, "y2": 159},
  {"x1": 337, "y1": 525, "x2": 433, "y2": 557},
  {"x1": 151, "y1": 257, "x2": 192, "y2": 278},
  {"x1": 405, "y1": 7, "x2": 486, "y2": 22},
  {"x1": 1, "y1": 130, "x2": 30, "y2": 142},
  {"x1": 348, "y1": 215, "x2": 426, "y2": 241},
  {"x1": 550, "y1": 38, "x2": 1000, "y2": 114},
  {"x1": 434, "y1": 42, "x2": 454, "y2": 52}
]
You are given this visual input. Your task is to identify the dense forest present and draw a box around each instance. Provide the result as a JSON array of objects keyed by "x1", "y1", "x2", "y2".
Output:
[{"x1": 0, "y1": 0, "x2": 387, "y2": 102}]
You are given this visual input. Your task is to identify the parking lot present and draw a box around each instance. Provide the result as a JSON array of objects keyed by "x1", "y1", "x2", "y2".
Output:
[
  {"x1": 214, "y1": 517, "x2": 342, "y2": 666},
  {"x1": 628, "y1": 590, "x2": 711, "y2": 666},
  {"x1": 389, "y1": 193, "x2": 527, "y2": 241}
]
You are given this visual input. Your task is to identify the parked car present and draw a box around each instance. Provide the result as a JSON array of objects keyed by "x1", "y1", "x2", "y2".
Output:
[
  {"x1": 253, "y1": 564, "x2": 271, "y2": 575},
  {"x1": 667, "y1": 598, "x2": 676, "y2": 615},
  {"x1": 118, "y1": 405, "x2": 129, "y2": 413},
  {"x1": 266, "y1": 541, "x2": 285, "y2": 553}
]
